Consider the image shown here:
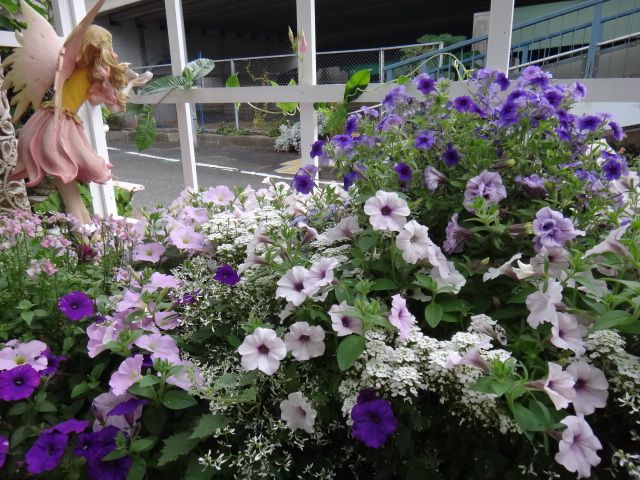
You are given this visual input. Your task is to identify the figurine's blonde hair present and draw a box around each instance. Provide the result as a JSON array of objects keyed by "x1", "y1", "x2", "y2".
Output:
[{"x1": 77, "y1": 25, "x2": 128, "y2": 109}]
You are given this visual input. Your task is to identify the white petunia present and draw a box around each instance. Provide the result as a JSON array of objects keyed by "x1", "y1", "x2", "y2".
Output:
[
  {"x1": 325, "y1": 216, "x2": 361, "y2": 242},
  {"x1": 526, "y1": 279, "x2": 563, "y2": 328},
  {"x1": 363, "y1": 191, "x2": 410, "y2": 232},
  {"x1": 328, "y1": 302, "x2": 362, "y2": 336},
  {"x1": 276, "y1": 266, "x2": 313, "y2": 306},
  {"x1": 237, "y1": 327, "x2": 287, "y2": 375},
  {"x1": 279, "y1": 391, "x2": 317, "y2": 433},
  {"x1": 284, "y1": 322, "x2": 325, "y2": 361},
  {"x1": 396, "y1": 220, "x2": 434, "y2": 264}
]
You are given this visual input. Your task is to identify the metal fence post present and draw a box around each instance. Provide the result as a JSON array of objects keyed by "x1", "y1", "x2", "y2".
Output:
[
  {"x1": 379, "y1": 48, "x2": 384, "y2": 83},
  {"x1": 230, "y1": 59, "x2": 240, "y2": 130},
  {"x1": 585, "y1": 1, "x2": 604, "y2": 78}
]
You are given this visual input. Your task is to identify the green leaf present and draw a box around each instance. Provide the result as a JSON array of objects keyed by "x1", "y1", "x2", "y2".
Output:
[
  {"x1": 470, "y1": 376, "x2": 495, "y2": 394},
  {"x1": 344, "y1": 69, "x2": 371, "y2": 102},
  {"x1": 425, "y1": 302, "x2": 443, "y2": 328},
  {"x1": 20, "y1": 310, "x2": 35, "y2": 325},
  {"x1": 71, "y1": 382, "x2": 90, "y2": 399},
  {"x1": 102, "y1": 448, "x2": 129, "y2": 461},
  {"x1": 214, "y1": 373, "x2": 237, "y2": 390},
  {"x1": 127, "y1": 457, "x2": 147, "y2": 480},
  {"x1": 138, "y1": 375, "x2": 161, "y2": 388},
  {"x1": 325, "y1": 103, "x2": 349, "y2": 136},
  {"x1": 184, "y1": 58, "x2": 215, "y2": 81},
  {"x1": 371, "y1": 278, "x2": 397, "y2": 291},
  {"x1": 511, "y1": 403, "x2": 540, "y2": 432},
  {"x1": 36, "y1": 401, "x2": 57, "y2": 413},
  {"x1": 189, "y1": 414, "x2": 230, "y2": 439},
  {"x1": 185, "y1": 456, "x2": 215, "y2": 480},
  {"x1": 128, "y1": 384, "x2": 156, "y2": 399},
  {"x1": 7, "y1": 401, "x2": 29, "y2": 416},
  {"x1": 131, "y1": 437, "x2": 157, "y2": 453},
  {"x1": 237, "y1": 387, "x2": 256, "y2": 402},
  {"x1": 162, "y1": 390, "x2": 198, "y2": 410},
  {"x1": 225, "y1": 74, "x2": 240, "y2": 88},
  {"x1": 135, "y1": 109, "x2": 156, "y2": 152},
  {"x1": 337, "y1": 335, "x2": 366, "y2": 371},
  {"x1": 157, "y1": 431, "x2": 199, "y2": 466},
  {"x1": 238, "y1": 370, "x2": 258, "y2": 387},
  {"x1": 143, "y1": 406, "x2": 166, "y2": 435},
  {"x1": 357, "y1": 234, "x2": 377, "y2": 252},
  {"x1": 591, "y1": 310, "x2": 634, "y2": 332},
  {"x1": 141, "y1": 75, "x2": 187, "y2": 94}
]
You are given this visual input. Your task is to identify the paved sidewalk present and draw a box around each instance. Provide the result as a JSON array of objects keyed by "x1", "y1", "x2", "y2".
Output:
[{"x1": 107, "y1": 140, "x2": 299, "y2": 211}]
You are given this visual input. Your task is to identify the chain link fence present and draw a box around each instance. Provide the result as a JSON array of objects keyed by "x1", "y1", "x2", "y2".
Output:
[{"x1": 130, "y1": 43, "x2": 442, "y2": 134}]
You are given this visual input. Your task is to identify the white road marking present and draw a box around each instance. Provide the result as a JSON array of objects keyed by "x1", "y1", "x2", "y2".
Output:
[{"x1": 108, "y1": 146, "x2": 293, "y2": 180}]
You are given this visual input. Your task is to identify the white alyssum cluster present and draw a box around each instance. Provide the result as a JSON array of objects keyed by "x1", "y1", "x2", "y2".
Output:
[{"x1": 339, "y1": 327, "x2": 517, "y2": 433}]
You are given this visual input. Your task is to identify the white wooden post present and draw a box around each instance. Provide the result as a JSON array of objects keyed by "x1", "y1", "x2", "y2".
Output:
[
  {"x1": 485, "y1": 0, "x2": 515, "y2": 72},
  {"x1": 164, "y1": 0, "x2": 198, "y2": 190},
  {"x1": 51, "y1": 0, "x2": 118, "y2": 218},
  {"x1": 296, "y1": 0, "x2": 318, "y2": 166}
]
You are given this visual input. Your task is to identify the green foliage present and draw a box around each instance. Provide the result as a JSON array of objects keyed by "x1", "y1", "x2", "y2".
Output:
[
  {"x1": 337, "y1": 335, "x2": 366, "y2": 371},
  {"x1": 134, "y1": 105, "x2": 156, "y2": 152}
]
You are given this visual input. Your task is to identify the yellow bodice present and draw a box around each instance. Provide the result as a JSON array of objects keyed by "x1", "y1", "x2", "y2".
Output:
[{"x1": 60, "y1": 67, "x2": 91, "y2": 114}]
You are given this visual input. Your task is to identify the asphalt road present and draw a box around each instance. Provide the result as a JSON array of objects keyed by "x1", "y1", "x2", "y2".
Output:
[{"x1": 107, "y1": 140, "x2": 298, "y2": 211}]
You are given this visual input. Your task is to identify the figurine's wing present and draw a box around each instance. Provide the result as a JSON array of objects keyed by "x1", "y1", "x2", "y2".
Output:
[
  {"x1": 53, "y1": 0, "x2": 106, "y2": 112},
  {"x1": 1, "y1": 0, "x2": 63, "y2": 123}
]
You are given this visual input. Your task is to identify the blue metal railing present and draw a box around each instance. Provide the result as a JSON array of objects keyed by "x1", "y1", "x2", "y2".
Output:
[{"x1": 384, "y1": 0, "x2": 640, "y2": 81}]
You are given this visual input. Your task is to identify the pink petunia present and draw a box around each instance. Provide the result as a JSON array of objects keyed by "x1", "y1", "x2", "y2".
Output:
[
  {"x1": 325, "y1": 216, "x2": 361, "y2": 242},
  {"x1": 132, "y1": 242, "x2": 166, "y2": 263},
  {"x1": 134, "y1": 334, "x2": 180, "y2": 363},
  {"x1": 202, "y1": 185, "x2": 235, "y2": 205},
  {"x1": 276, "y1": 266, "x2": 313, "y2": 306},
  {"x1": 109, "y1": 355, "x2": 144, "y2": 396},
  {"x1": 388, "y1": 295, "x2": 415, "y2": 341},
  {"x1": 0, "y1": 340, "x2": 48, "y2": 372},
  {"x1": 169, "y1": 225, "x2": 207, "y2": 252}
]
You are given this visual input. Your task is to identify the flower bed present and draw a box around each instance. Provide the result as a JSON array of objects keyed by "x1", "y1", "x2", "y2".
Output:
[{"x1": 0, "y1": 66, "x2": 639, "y2": 479}]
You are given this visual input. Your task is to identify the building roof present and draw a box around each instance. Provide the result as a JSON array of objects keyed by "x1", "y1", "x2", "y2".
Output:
[{"x1": 98, "y1": 0, "x2": 564, "y2": 50}]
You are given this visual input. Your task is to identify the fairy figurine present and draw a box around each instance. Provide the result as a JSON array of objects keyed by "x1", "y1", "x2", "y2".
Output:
[{"x1": 1, "y1": 0, "x2": 151, "y2": 223}]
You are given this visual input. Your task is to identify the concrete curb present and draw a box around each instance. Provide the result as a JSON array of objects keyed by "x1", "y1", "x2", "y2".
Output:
[{"x1": 107, "y1": 130, "x2": 274, "y2": 149}]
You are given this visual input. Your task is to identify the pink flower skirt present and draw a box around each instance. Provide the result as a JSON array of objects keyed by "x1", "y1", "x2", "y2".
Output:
[{"x1": 11, "y1": 108, "x2": 112, "y2": 187}]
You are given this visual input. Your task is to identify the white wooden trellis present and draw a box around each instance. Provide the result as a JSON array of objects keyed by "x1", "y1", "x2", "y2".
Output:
[{"x1": 2, "y1": 0, "x2": 640, "y2": 219}]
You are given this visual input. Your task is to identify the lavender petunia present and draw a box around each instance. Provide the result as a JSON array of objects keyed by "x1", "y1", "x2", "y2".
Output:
[
  {"x1": 515, "y1": 174, "x2": 547, "y2": 198},
  {"x1": 532, "y1": 207, "x2": 582, "y2": 251},
  {"x1": 567, "y1": 361, "x2": 608, "y2": 415},
  {"x1": 423, "y1": 165, "x2": 448, "y2": 192},
  {"x1": 443, "y1": 213, "x2": 470, "y2": 254},
  {"x1": 463, "y1": 170, "x2": 507, "y2": 212},
  {"x1": 555, "y1": 416, "x2": 602, "y2": 478},
  {"x1": 58, "y1": 291, "x2": 94, "y2": 321}
]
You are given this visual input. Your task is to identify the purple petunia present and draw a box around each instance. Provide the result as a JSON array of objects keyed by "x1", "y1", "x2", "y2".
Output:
[
  {"x1": 518, "y1": 65, "x2": 552, "y2": 88},
  {"x1": 515, "y1": 174, "x2": 548, "y2": 198},
  {"x1": 25, "y1": 431, "x2": 68, "y2": 474},
  {"x1": 576, "y1": 115, "x2": 602, "y2": 132},
  {"x1": 309, "y1": 140, "x2": 324, "y2": 159},
  {"x1": 58, "y1": 291, "x2": 94, "y2": 321},
  {"x1": 75, "y1": 428, "x2": 116, "y2": 462},
  {"x1": 394, "y1": 163, "x2": 413, "y2": 184},
  {"x1": 41, "y1": 349, "x2": 66, "y2": 377},
  {"x1": 351, "y1": 390, "x2": 397, "y2": 448},
  {"x1": 332, "y1": 134, "x2": 353, "y2": 149},
  {"x1": 88, "y1": 455, "x2": 132, "y2": 480},
  {"x1": 532, "y1": 207, "x2": 582, "y2": 251},
  {"x1": 498, "y1": 101, "x2": 519, "y2": 126},
  {"x1": 50, "y1": 418, "x2": 89, "y2": 435},
  {"x1": 108, "y1": 398, "x2": 149, "y2": 417},
  {"x1": 0, "y1": 435, "x2": 8, "y2": 468},
  {"x1": 292, "y1": 171, "x2": 315, "y2": 195},
  {"x1": 608, "y1": 121, "x2": 624, "y2": 141},
  {"x1": 413, "y1": 73, "x2": 436, "y2": 95},
  {"x1": 441, "y1": 143, "x2": 461, "y2": 167},
  {"x1": 382, "y1": 86, "x2": 406, "y2": 111},
  {"x1": 413, "y1": 130, "x2": 436, "y2": 150},
  {"x1": 453, "y1": 96, "x2": 478, "y2": 113},
  {"x1": 463, "y1": 170, "x2": 507, "y2": 212},
  {"x1": 0, "y1": 365, "x2": 40, "y2": 401},
  {"x1": 494, "y1": 72, "x2": 510, "y2": 91},
  {"x1": 601, "y1": 152, "x2": 628, "y2": 181},
  {"x1": 344, "y1": 114, "x2": 359, "y2": 135},
  {"x1": 214, "y1": 264, "x2": 241, "y2": 286}
]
